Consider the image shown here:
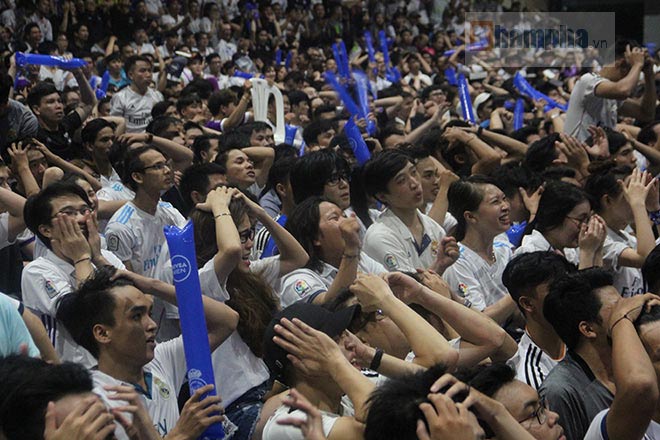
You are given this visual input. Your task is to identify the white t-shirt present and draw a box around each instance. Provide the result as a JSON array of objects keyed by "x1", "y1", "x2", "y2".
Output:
[
  {"x1": 110, "y1": 86, "x2": 164, "y2": 133},
  {"x1": 97, "y1": 181, "x2": 135, "y2": 202},
  {"x1": 206, "y1": 257, "x2": 280, "y2": 406},
  {"x1": 563, "y1": 73, "x2": 621, "y2": 141},
  {"x1": 21, "y1": 248, "x2": 125, "y2": 366},
  {"x1": 602, "y1": 227, "x2": 644, "y2": 297},
  {"x1": 514, "y1": 229, "x2": 580, "y2": 266},
  {"x1": 363, "y1": 209, "x2": 447, "y2": 272},
  {"x1": 442, "y1": 239, "x2": 513, "y2": 312},
  {"x1": 93, "y1": 337, "x2": 188, "y2": 438},
  {"x1": 99, "y1": 167, "x2": 123, "y2": 189},
  {"x1": 584, "y1": 409, "x2": 660, "y2": 440},
  {"x1": 105, "y1": 201, "x2": 186, "y2": 278},
  {"x1": 507, "y1": 331, "x2": 564, "y2": 391},
  {"x1": 262, "y1": 404, "x2": 340, "y2": 440},
  {"x1": 278, "y1": 252, "x2": 386, "y2": 308}
]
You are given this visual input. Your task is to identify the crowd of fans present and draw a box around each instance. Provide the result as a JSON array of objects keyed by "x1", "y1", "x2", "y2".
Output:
[{"x1": 1, "y1": 0, "x2": 660, "y2": 439}]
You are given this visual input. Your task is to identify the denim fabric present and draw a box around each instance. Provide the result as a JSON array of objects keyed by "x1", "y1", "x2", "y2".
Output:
[{"x1": 224, "y1": 380, "x2": 271, "y2": 440}]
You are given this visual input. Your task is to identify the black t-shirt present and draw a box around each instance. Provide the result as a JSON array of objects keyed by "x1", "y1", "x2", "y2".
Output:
[{"x1": 35, "y1": 110, "x2": 83, "y2": 160}]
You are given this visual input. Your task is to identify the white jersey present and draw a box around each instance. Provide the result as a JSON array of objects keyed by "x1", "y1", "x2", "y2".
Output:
[
  {"x1": 602, "y1": 227, "x2": 644, "y2": 297},
  {"x1": 442, "y1": 239, "x2": 513, "y2": 311},
  {"x1": 584, "y1": 409, "x2": 660, "y2": 440},
  {"x1": 110, "y1": 86, "x2": 164, "y2": 133},
  {"x1": 206, "y1": 257, "x2": 279, "y2": 406},
  {"x1": 263, "y1": 404, "x2": 339, "y2": 440},
  {"x1": 97, "y1": 181, "x2": 135, "y2": 202},
  {"x1": 278, "y1": 252, "x2": 386, "y2": 308},
  {"x1": 99, "y1": 167, "x2": 123, "y2": 189},
  {"x1": 507, "y1": 331, "x2": 564, "y2": 391},
  {"x1": 363, "y1": 209, "x2": 446, "y2": 272},
  {"x1": 93, "y1": 337, "x2": 187, "y2": 438},
  {"x1": 514, "y1": 229, "x2": 580, "y2": 266},
  {"x1": 21, "y1": 248, "x2": 125, "y2": 366},
  {"x1": 563, "y1": 73, "x2": 620, "y2": 142},
  {"x1": 105, "y1": 201, "x2": 186, "y2": 278}
]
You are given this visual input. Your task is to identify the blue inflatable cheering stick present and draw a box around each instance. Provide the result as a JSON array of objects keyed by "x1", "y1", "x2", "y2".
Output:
[
  {"x1": 164, "y1": 221, "x2": 224, "y2": 440},
  {"x1": 15, "y1": 51, "x2": 87, "y2": 69},
  {"x1": 457, "y1": 73, "x2": 475, "y2": 124}
]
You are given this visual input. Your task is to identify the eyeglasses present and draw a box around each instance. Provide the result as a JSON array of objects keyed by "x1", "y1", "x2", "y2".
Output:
[
  {"x1": 326, "y1": 172, "x2": 350, "y2": 186},
  {"x1": 238, "y1": 227, "x2": 255, "y2": 243},
  {"x1": 349, "y1": 309, "x2": 384, "y2": 333},
  {"x1": 51, "y1": 206, "x2": 93, "y2": 219},
  {"x1": 518, "y1": 397, "x2": 547, "y2": 426},
  {"x1": 566, "y1": 215, "x2": 590, "y2": 227},
  {"x1": 141, "y1": 160, "x2": 173, "y2": 172}
]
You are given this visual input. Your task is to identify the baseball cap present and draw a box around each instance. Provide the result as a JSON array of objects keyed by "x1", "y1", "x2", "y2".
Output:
[
  {"x1": 262, "y1": 302, "x2": 360, "y2": 384},
  {"x1": 473, "y1": 92, "x2": 492, "y2": 111}
]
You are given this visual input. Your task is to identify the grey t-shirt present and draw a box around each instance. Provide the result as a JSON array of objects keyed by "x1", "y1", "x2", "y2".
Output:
[
  {"x1": 0, "y1": 99, "x2": 39, "y2": 154},
  {"x1": 539, "y1": 351, "x2": 614, "y2": 440},
  {"x1": 563, "y1": 73, "x2": 621, "y2": 141}
]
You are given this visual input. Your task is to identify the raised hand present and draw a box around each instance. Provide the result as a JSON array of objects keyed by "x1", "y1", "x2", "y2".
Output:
[
  {"x1": 276, "y1": 389, "x2": 327, "y2": 440},
  {"x1": 169, "y1": 384, "x2": 224, "y2": 440}
]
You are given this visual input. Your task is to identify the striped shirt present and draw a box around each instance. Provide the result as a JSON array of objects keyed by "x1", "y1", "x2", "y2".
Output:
[{"x1": 508, "y1": 331, "x2": 564, "y2": 390}]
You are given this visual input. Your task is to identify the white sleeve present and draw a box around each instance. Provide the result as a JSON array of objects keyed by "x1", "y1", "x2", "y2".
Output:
[
  {"x1": 363, "y1": 227, "x2": 415, "y2": 272},
  {"x1": 21, "y1": 262, "x2": 73, "y2": 316},
  {"x1": 442, "y1": 261, "x2": 487, "y2": 312},
  {"x1": 250, "y1": 256, "x2": 281, "y2": 286},
  {"x1": 582, "y1": 409, "x2": 608, "y2": 440},
  {"x1": 263, "y1": 407, "x2": 339, "y2": 440},
  {"x1": 602, "y1": 236, "x2": 630, "y2": 272},
  {"x1": 0, "y1": 212, "x2": 13, "y2": 250},
  {"x1": 109, "y1": 93, "x2": 124, "y2": 117},
  {"x1": 278, "y1": 271, "x2": 328, "y2": 308},
  {"x1": 105, "y1": 223, "x2": 136, "y2": 263}
]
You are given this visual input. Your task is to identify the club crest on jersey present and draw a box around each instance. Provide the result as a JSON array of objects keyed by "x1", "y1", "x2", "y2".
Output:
[
  {"x1": 384, "y1": 253, "x2": 398, "y2": 270},
  {"x1": 431, "y1": 240, "x2": 440, "y2": 256},
  {"x1": 44, "y1": 280, "x2": 57, "y2": 298},
  {"x1": 154, "y1": 377, "x2": 171, "y2": 399},
  {"x1": 294, "y1": 280, "x2": 310, "y2": 297},
  {"x1": 107, "y1": 235, "x2": 119, "y2": 252}
]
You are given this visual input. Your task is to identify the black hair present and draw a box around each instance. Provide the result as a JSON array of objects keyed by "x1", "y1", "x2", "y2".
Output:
[
  {"x1": 285, "y1": 196, "x2": 327, "y2": 273},
  {"x1": 614, "y1": 38, "x2": 641, "y2": 60},
  {"x1": 121, "y1": 145, "x2": 163, "y2": 191},
  {"x1": 146, "y1": 115, "x2": 181, "y2": 137},
  {"x1": 124, "y1": 54, "x2": 153, "y2": 74},
  {"x1": 528, "y1": 180, "x2": 589, "y2": 235},
  {"x1": 544, "y1": 268, "x2": 614, "y2": 350},
  {"x1": 191, "y1": 134, "x2": 220, "y2": 164},
  {"x1": 349, "y1": 165, "x2": 374, "y2": 229},
  {"x1": 151, "y1": 100, "x2": 175, "y2": 119},
  {"x1": 288, "y1": 90, "x2": 310, "y2": 107},
  {"x1": 81, "y1": 118, "x2": 115, "y2": 145},
  {"x1": 236, "y1": 121, "x2": 272, "y2": 138},
  {"x1": 302, "y1": 119, "x2": 334, "y2": 146},
  {"x1": 363, "y1": 150, "x2": 413, "y2": 202},
  {"x1": 289, "y1": 149, "x2": 349, "y2": 204},
  {"x1": 312, "y1": 103, "x2": 337, "y2": 119},
  {"x1": 176, "y1": 92, "x2": 202, "y2": 113},
  {"x1": 207, "y1": 89, "x2": 237, "y2": 116},
  {"x1": 262, "y1": 155, "x2": 296, "y2": 198},
  {"x1": 57, "y1": 265, "x2": 134, "y2": 358},
  {"x1": 489, "y1": 163, "x2": 543, "y2": 199},
  {"x1": 502, "y1": 251, "x2": 576, "y2": 314},
  {"x1": 541, "y1": 165, "x2": 576, "y2": 182},
  {"x1": 0, "y1": 72, "x2": 12, "y2": 105},
  {"x1": 523, "y1": 133, "x2": 561, "y2": 173},
  {"x1": 467, "y1": 363, "x2": 516, "y2": 398},
  {"x1": 27, "y1": 81, "x2": 59, "y2": 110},
  {"x1": 510, "y1": 126, "x2": 540, "y2": 144},
  {"x1": 584, "y1": 162, "x2": 632, "y2": 212},
  {"x1": 365, "y1": 363, "x2": 464, "y2": 440},
  {"x1": 642, "y1": 244, "x2": 660, "y2": 294},
  {"x1": 635, "y1": 304, "x2": 660, "y2": 329},
  {"x1": 638, "y1": 121, "x2": 660, "y2": 146},
  {"x1": 447, "y1": 175, "x2": 497, "y2": 241},
  {"x1": 23, "y1": 182, "x2": 92, "y2": 249},
  {"x1": 213, "y1": 132, "x2": 251, "y2": 168},
  {"x1": 0, "y1": 356, "x2": 94, "y2": 440},
  {"x1": 179, "y1": 162, "x2": 226, "y2": 215}
]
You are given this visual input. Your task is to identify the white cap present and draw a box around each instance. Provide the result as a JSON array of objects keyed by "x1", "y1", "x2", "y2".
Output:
[{"x1": 473, "y1": 92, "x2": 492, "y2": 111}]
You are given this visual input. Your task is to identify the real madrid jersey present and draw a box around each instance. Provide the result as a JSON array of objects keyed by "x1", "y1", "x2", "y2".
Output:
[
  {"x1": 442, "y1": 240, "x2": 513, "y2": 312},
  {"x1": 105, "y1": 201, "x2": 186, "y2": 278},
  {"x1": 507, "y1": 331, "x2": 564, "y2": 390},
  {"x1": 602, "y1": 227, "x2": 644, "y2": 297},
  {"x1": 363, "y1": 209, "x2": 446, "y2": 272}
]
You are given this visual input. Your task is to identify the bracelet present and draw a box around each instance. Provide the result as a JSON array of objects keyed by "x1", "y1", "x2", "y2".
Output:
[
  {"x1": 370, "y1": 348, "x2": 384, "y2": 371},
  {"x1": 74, "y1": 256, "x2": 91, "y2": 266},
  {"x1": 146, "y1": 133, "x2": 153, "y2": 144},
  {"x1": 609, "y1": 314, "x2": 632, "y2": 334},
  {"x1": 550, "y1": 113, "x2": 560, "y2": 120},
  {"x1": 214, "y1": 212, "x2": 231, "y2": 219},
  {"x1": 342, "y1": 253, "x2": 359, "y2": 259},
  {"x1": 648, "y1": 209, "x2": 660, "y2": 225}
]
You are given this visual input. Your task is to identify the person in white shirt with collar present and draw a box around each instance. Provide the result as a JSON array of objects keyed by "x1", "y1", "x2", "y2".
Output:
[
  {"x1": 515, "y1": 180, "x2": 606, "y2": 270},
  {"x1": 362, "y1": 150, "x2": 459, "y2": 273},
  {"x1": 21, "y1": 182, "x2": 125, "y2": 366},
  {"x1": 280, "y1": 197, "x2": 385, "y2": 308},
  {"x1": 57, "y1": 265, "x2": 239, "y2": 439},
  {"x1": 0, "y1": 185, "x2": 26, "y2": 251},
  {"x1": 443, "y1": 176, "x2": 519, "y2": 326}
]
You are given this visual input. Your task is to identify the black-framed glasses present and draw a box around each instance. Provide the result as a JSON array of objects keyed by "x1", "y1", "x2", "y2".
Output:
[
  {"x1": 326, "y1": 172, "x2": 350, "y2": 186},
  {"x1": 518, "y1": 397, "x2": 547, "y2": 426},
  {"x1": 349, "y1": 309, "x2": 384, "y2": 333},
  {"x1": 566, "y1": 215, "x2": 590, "y2": 227},
  {"x1": 238, "y1": 227, "x2": 255, "y2": 243},
  {"x1": 141, "y1": 160, "x2": 173, "y2": 172},
  {"x1": 51, "y1": 206, "x2": 93, "y2": 219}
]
